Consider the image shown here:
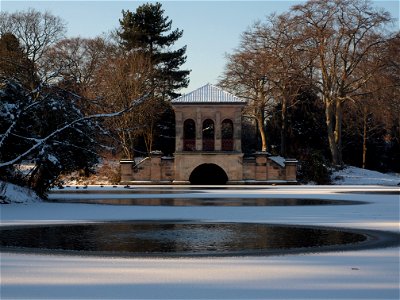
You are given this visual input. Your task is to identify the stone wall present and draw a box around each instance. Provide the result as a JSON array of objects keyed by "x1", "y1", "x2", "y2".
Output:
[
  {"x1": 120, "y1": 153, "x2": 297, "y2": 184},
  {"x1": 174, "y1": 152, "x2": 244, "y2": 183},
  {"x1": 120, "y1": 155, "x2": 174, "y2": 183}
]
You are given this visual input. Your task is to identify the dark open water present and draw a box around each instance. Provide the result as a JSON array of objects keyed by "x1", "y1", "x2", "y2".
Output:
[{"x1": 2, "y1": 221, "x2": 398, "y2": 257}]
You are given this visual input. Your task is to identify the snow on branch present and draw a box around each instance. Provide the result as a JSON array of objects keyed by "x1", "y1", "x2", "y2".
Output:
[
  {"x1": 0, "y1": 93, "x2": 149, "y2": 169},
  {"x1": 0, "y1": 94, "x2": 43, "y2": 149}
]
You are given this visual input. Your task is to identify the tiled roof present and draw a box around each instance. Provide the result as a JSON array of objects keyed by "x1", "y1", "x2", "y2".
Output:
[{"x1": 171, "y1": 84, "x2": 246, "y2": 104}]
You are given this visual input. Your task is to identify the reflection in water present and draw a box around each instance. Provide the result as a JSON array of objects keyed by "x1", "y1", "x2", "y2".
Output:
[
  {"x1": 46, "y1": 197, "x2": 366, "y2": 206},
  {"x1": 0, "y1": 222, "x2": 370, "y2": 256}
]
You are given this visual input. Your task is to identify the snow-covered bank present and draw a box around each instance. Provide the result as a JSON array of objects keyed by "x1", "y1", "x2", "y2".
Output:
[
  {"x1": 0, "y1": 181, "x2": 41, "y2": 204},
  {"x1": 332, "y1": 166, "x2": 400, "y2": 186}
]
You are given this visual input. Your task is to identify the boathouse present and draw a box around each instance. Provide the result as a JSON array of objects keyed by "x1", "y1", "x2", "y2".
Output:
[{"x1": 120, "y1": 84, "x2": 297, "y2": 184}]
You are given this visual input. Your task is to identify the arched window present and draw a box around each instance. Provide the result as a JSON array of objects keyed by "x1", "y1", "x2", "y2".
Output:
[
  {"x1": 202, "y1": 119, "x2": 214, "y2": 151},
  {"x1": 183, "y1": 119, "x2": 196, "y2": 151},
  {"x1": 221, "y1": 119, "x2": 234, "y2": 151}
]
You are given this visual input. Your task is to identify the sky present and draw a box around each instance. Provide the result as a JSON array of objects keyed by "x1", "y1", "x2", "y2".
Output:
[{"x1": 1, "y1": 0, "x2": 399, "y2": 93}]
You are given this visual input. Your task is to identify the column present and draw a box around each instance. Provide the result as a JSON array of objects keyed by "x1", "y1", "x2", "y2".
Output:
[
  {"x1": 234, "y1": 110, "x2": 242, "y2": 152},
  {"x1": 285, "y1": 159, "x2": 298, "y2": 182},
  {"x1": 215, "y1": 111, "x2": 221, "y2": 151},
  {"x1": 175, "y1": 111, "x2": 183, "y2": 152},
  {"x1": 196, "y1": 108, "x2": 202, "y2": 151}
]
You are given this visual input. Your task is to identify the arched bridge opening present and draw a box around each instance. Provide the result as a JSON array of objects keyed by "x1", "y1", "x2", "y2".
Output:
[{"x1": 189, "y1": 164, "x2": 228, "y2": 185}]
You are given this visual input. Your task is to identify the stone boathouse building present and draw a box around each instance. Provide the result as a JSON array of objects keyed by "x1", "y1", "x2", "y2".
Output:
[{"x1": 120, "y1": 84, "x2": 297, "y2": 184}]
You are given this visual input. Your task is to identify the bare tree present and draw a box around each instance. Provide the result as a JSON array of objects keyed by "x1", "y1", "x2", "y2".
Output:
[
  {"x1": 382, "y1": 33, "x2": 400, "y2": 140},
  {"x1": 0, "y1": 8, "x2": 66, "y2": 82},
  {"x1": 92, "y1": 51, "x2": 154, "y2": 158},
  {"x1": 251, "y1": 14, "x2": 310, "y2": 156},
  {"x1": 42, "y1": 36, "x2": 113, "y2": 95},
  {"x1": 220, "y1": 14, "x2": 309, "y2": 154},
  {"x1": 220, "y1": 48, "x2": 273, "y2": 152},
  {"x1": 291, "y1": 0, "x2": 391, "y2": 166},
  {"x1": 345, "y1": 32, "x2": 400, "y2": 168},
  {"x1": 0, "y1": 9, "x2": 65, "y2": 62}
]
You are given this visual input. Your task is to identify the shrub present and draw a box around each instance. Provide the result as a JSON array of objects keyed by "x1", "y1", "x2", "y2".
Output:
[{"x1": 297, "y1": 150, "x2": 331, "y2": 184}]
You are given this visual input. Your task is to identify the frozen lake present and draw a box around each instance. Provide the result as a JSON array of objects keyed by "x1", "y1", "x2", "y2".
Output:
[{"x1": 1, "y1": 185, "x2": 399, "y2": 299}]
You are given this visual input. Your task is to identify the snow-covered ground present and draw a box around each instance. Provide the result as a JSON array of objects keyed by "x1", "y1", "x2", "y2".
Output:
[
  {"x1": 332, "y1": 166, "x2": 400, "y2": 186},
  {"x1": 1, "y1": 167, "x2": 399, "y2": 299},
  {"x1": 0, "y1": 181, "x2": 41, "y2": 204}
]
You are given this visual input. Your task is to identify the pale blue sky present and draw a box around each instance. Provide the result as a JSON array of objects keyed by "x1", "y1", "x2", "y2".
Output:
[{"x1": 2, "y1": 0, "x2": 399, "y2": 92}]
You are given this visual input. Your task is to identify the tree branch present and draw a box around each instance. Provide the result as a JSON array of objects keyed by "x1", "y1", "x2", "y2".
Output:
[{"x1": 0, "y1": 93, "x2": 148, "y2": 168}]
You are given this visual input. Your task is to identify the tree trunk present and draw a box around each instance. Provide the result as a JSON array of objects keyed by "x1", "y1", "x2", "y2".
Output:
[
  {"x1": 144, "y1": 119, "x2": 154, "y2": 155},
  {"x1": 362, "y1": 107, "x2": 368, "y2": 169},
  {"x1": 334, "y1": 99, "x2": 343, "y2": 165},
  {"x1": 120, "y1": 130, "x2": 133, "y2": 159},
  {"x1": 325, "y1": 99, "x2": 339, "y2": 165},
  {"x1": 280, "y1": 97, "x2": 287, "y2": 157},
  {"x1": 256, "y1": 113, "x2": 267, "y2": 152}
]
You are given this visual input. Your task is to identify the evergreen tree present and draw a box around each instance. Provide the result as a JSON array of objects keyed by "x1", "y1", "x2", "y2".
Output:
[
  {"x1": 118, "y1": 2, "x2": 189, "y2": 155},
  {"x1": 0, "y1": 33, "x2": 37, "y2": 88},
  {"x1": 118, "y1": 2, "x2": 190, "y2": 99}
]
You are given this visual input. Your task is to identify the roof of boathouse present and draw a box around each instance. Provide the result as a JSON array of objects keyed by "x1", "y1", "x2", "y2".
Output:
[{"x1": 171, "y1": 83, "x2": 246, "y2": 104}]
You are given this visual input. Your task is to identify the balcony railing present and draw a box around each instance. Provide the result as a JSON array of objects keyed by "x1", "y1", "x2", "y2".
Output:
[
  {"x1": 183, "y1": 139, "x2": 196, "y2": 151},
  {"x1": 183, "y1": 139, "x2": 234, "y2": 151},
  {"x1": 221, "y1": 139, "x2": 233, "y2": 151},
  {"x1": 202, "y1": 139, "x2": 214, "y2": 151}
]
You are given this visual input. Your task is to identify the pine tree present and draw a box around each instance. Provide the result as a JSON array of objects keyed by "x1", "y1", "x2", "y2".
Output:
[
  {"x1": 118, "y1": 2, "x2": 189, "y2": 155},
  {"x1": 118, "y1": 2, "x2": 190, "y2": 99},
  {"x1": 0, "y1": 33, "x2": 37, "y2": 89}
]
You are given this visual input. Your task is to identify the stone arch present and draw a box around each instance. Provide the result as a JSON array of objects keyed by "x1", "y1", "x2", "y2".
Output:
[
  {"x1": 189, "y1": 163, "x2": 228, "y2": 185},
  {"x1": 202, "y1": 119, "x2": 214, "y2": 151},
  {"x1": 183, "y1": 119, "x2": 196, "y2": 151}
]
